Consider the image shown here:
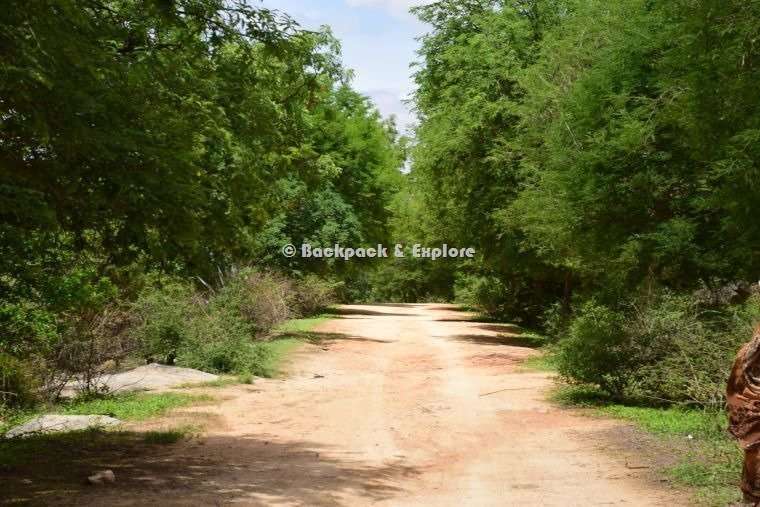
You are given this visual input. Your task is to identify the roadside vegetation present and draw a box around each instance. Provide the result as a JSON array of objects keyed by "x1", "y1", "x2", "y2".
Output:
[
  {"x1": 0, "y1": 391, "x2": 211, "y2": 435},
  {"x1": 1, "y1": 0, "x2": 403, "y2": 416},
  {"x1": 0, "y1": 309, "x2": 328, "y2": 496},
  {"x1": 515, "y1": 346, "x2": 739, "y2": 505},
  {"x1": 548, "y1": 381, "x2": 741, "y2": 506}
]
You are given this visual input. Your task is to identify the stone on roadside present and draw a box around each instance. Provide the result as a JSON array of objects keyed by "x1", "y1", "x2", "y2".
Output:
[
  {"x1": 87, "y1": 469, "x2": 116, "y2": 485},
  {"x1": 61, "y1": 363, "x2": 220, "y2": 398},
  {"x1": 4, "y1": 414, "x2": 121, "y2": 439}
]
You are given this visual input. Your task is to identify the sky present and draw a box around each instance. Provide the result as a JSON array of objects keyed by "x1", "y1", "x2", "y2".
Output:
[{"x1": 256, "y1": 0, "x2": 432, "y2": 133}]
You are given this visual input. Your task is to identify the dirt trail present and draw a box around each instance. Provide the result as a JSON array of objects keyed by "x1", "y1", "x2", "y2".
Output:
[{"x1": 75, "y1": 304, "x2": 684, "y2": 506}]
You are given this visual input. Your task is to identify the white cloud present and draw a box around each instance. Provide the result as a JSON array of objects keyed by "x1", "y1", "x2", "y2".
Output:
[
  {"x1": 365, "y1": 88, "x2": 416, "y2": 134},
  {"x1": 344, "y1": 0, "x2": 432, "y2": 18}
]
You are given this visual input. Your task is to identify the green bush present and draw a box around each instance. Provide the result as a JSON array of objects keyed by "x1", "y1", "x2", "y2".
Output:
[
  {"x1": 557, "y1": 292, "x2": 760, "y2": 408},
  {"x1": 131, "y1": 269, "x2": 314, "y2": 377},
  {"x1": 131, "y1": 280, "x2": 198, "y2": 364},
  {"x1": 557, "y1": 301, "x2": 628, "y2": 395},
  {"x1": 454, "y1": 274, "x2": 511, "y2": 317},
  {"x1": 0, "y1": 353, "x2": 37, "y2": 407},
  {"x1": 453, "y1": 271, "x2": 549, "y2": 324},
  {"x1": 540, "y1": 301, "x2": 571, "y2": 342},
  {"x1": 627, "y1": 295, "x2": 759, "y2": 407}
]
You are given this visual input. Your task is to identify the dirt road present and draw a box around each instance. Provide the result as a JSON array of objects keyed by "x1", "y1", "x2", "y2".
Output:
[{"x1": 79, "y1": 304, "x2": 684, "y2": 506}]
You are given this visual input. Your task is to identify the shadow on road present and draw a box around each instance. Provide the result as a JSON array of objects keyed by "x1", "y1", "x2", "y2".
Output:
[
  {"x1": 472, "y1": 323, "x2": 522, "y2": 334},
  {"x1": 1, "y1": 430, "x2": 418, "y2": 506},
  {"x1": 278, "y1": 330, "x2": 396, "y2": 344},
  {"x1": 324, "y1": 308, "x2": 418, "y2": 318},
  {"x1": 444, "y1": 333, "x2": 543, "y2": 348},
  {"x1": 370, "y1": 303, "x2": 422, "y2": 308}
]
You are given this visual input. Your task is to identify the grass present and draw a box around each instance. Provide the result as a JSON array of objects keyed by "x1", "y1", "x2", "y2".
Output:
[
  {"x1": 518, "y1": 352, "x2": 741, "y2": 506},
  {"x1": 0, "y1": 423, "x2": 198, "y2": 469},
  {"x1": 59, "y1": 391, "x2": 212, "y2": 421},
  {"x1": 143, "y1": 425, "x2": 199, "y2": 444},
  {"x1": 519, "y1": 350, "x2": 558, "y2": 372},
  {"x1": 275, "y1": 314, "x2": 331, "y2": 333},
  {"x1": 548, "y1": 383, "x2": 741, "y2": 506},
  {"x1": 257, "y1": 338, "x2": 302, "y2": 377},
  {"x1": 178, "y1": 376, "x2": 239, "y2": 389},
  {"x1": 0, "y1": 391, "x2": 212, "y2": 436},
  {"x1": 593, "y1": 402, "x2": 740, "y2": 506},
  {"x1": 253, "y1": 314, "x2": 332, "y2": 378},
  {"x1": 1, "y1": 392, "x2": 211, "y2": 472},
  {"x1": 0, "y1": 427, "x2": 112, "y2": 467}
]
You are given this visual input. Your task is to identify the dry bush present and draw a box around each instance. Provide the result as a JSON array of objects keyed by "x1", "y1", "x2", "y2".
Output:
[
  {"x1": 216, "y1": 269, "x2": 294, "y2": 335},
  {"x1": 292, "y1": 274, "x2": 338, "y2": 316},
  {"x1": 46, "y1": 306, "x2": 138, "y2": 399}
]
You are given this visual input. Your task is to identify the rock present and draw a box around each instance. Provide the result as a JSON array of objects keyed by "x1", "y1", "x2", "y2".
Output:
[
  {"x1": 87, "y1": 469, "x2": 116, "y2": 485},
  {"x1": 61, "y1": 363, "x2": 219, "y2": 398},
  {"x1": 4, "y1": 415, "x2": 121, "y2": 439}
]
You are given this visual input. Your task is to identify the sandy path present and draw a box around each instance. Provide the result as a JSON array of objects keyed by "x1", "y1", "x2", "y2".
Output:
[{"x1": 76, "y1": 304, "x2": 685, "y2": 506}]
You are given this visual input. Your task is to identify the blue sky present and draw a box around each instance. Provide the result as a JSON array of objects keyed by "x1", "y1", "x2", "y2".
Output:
[{"x1": 256, "y1": 0, "x2": 431, "y2": 133}]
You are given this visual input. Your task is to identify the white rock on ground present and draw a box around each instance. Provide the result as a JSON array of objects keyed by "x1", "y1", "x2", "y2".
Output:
[
  {"x1": 87, "y1": 469, "x2": 116, "y2": 485},
  {"x1": 62, "y1": 363, "x2": 219, "y2": 397},
  {"x1": 4, "y1": 415, "x2": 121, "y2": 439}
]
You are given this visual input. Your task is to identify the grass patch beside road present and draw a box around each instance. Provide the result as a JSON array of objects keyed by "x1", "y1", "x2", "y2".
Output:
[
  {"x1": 0, "y1": 391, "x2": 211, "y2": 436},
  {"x1": 252, "y1": 314, "x2": 332, "y2": 378},
  {"x1": 549, "y1": 383, "x2": 741, "y2": 506},
  {"x1": 520, "y1": 351, "x2": 741, "y2": 506},
  {"x1": 143, "y1": 425, "x2": 200, "y2": 444},
  {"x1": 519, "y1": 351, "x2": 558, "y2": 372},
  {"x1": 275, "y1": 314, "x2": 331, "y2": 334},
  {"x1": 0, "y1": 392, "x2": 209, "y2": 470},
  {"x1": 60, "y1": 392, "x2": 212, "y2": 421}
]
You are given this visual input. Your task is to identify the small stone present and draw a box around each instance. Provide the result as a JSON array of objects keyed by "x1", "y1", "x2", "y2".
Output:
[{"x1": 87, "y1": 470, "x2": 116, "y2": 485}]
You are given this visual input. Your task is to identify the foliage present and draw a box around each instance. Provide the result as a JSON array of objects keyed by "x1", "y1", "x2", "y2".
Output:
[
  {"x1": 557, "y1": 293, "x2": 760, "y2": 407},
  {"x1": 213, "y1": 269, "x2": 294, "y2": 335},
  {"x1": 556, "y1": 301, "x2": 627, "y2": 394},
  {"x1": 291, "y1": 275, "x2": 339, "y2": 316},
  {"x1": 0, "y1": 353, "x2": 37, "y2": 408},
  {"x1": 0, "y1": 1, "x2": 402, "y2": 406},
  {"x1": 127, "y1": 268, "x2": 337, "y2": 379},
  {"x1": 131, "y1": 269, "x2": 302, "y2": 376},
  {"x1": 404, "y1": 0, "x2": 760, "y2": 411}
]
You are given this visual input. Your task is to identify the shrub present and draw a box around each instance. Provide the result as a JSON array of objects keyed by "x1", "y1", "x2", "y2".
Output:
[
  {"x1": 49, "y1": 305, "x2": 138, "y2": 398},
  {"x1": 0, "y1": 353, "x2": 37, "y2": 407},
  {"x1": 130, "y1": 269, "x2": 305, "y2": 378},
  {"x1": 541, "y1": 301, "x2": 571, "y2": 342},
  {"x1": 557, "y1": 301, "x2": 628, "y2": 395},
  {"x1": 557, "y1": 291, "x2": 760, "y2": 408},
  {"x1": 292, "y1": 274, "x2": 338, "y2": 316},
  {"x1": 214, "y1": 269, "x2": 293, "y2": 335},
  {"x1": 454, "y1": 274, "x2": 511, "y2": 316},
  {"x1": 453, "y1": 271, "x2": 548, "y2": 324},
  {"x1": 627, "y1": 294, "x2": 759, "y2": 407},
  {"x1": 131, "y1": 280, "x2": 197, "y2": 364}
]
